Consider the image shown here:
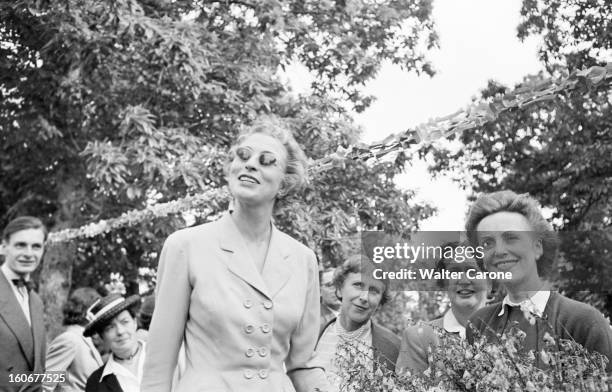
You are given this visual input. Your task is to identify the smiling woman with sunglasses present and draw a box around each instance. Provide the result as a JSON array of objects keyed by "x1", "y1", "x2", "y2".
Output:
[{"x1": 142, "y1": 116, "x2": 330, "y2": 392}]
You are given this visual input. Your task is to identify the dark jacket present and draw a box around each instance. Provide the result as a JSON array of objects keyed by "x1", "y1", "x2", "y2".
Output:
[
  {"x1": 467, "y1": 291, "x2": 612, "y2": 372},
  {"x1": 318, "y1": 317, "x2": 400, "y2": 371},
  {"x1": 85, "y1": 366, "x2": 123, "y2": 392}
]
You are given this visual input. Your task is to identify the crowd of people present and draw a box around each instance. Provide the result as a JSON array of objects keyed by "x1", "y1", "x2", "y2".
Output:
[{"x1": 1, "y1": 119, "x2": 612, "y2": 392}]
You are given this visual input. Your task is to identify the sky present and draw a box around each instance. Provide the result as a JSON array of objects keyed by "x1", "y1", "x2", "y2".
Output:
[{"x1": 285, "y1": 0, "x2": 543, "y2": 231}]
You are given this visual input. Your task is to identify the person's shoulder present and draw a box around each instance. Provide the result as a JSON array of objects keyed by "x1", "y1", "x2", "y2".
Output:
[
  {"x1": 373, "y1": 322, "x2": 400, "y2": 345},
  {"x1": 50, "y1": 328, "x2": 82, "y2": 345},
  {"x1": 276, "y1": 229, "x2": 311, "y2": 253},
  {"x1": 551, "y1": 292, "x2": 608, "y2": 323},
  {"x1": 275, "y1": 229, "x2": 317, "y2": 268},
  {"x1": 164, "y1": 218, "x2": 221, "y2": 244},
  {"x1": 426, "y1": 316, "x2": 444, "y2": 329},
  {"x1": 468, "y1": 302, "x2": 502, "y2": 327}
]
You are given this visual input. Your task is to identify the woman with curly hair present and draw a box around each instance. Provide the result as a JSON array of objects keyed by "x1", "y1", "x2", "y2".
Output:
[
  {"x1": 142, "y1": 116, "x2": 329, "y2": 392},
  {"x1": 316, "y1": 256, "x2": 399, "y2": 391},
  {"x1": 465, "y1": 190, "x2": 612, "y2": 370}
]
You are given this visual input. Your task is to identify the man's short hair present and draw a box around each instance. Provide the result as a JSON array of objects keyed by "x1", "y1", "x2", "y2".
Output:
[{"x1": 2, "y1": 216, "x2": 48, "y2": 242}]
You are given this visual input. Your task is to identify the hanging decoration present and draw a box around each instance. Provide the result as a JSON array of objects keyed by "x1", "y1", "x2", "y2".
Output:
[
  {"x1": 49, "y1": 188, "x2": 229, "y2": 243},
  {"x1": 48, "y1": 63, "x2": 612, "y2": 243}
]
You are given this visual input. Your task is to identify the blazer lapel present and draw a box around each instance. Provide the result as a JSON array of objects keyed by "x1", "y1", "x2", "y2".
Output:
[
  {"x1": 29, "y1": 292, "x2": 45, "y2": 370},
  {"x1": 0, "y1": 272, "x2": 35, "y2": 369},
  {"x1": 261, "y1": 226, "x2": 292, "y2": 299},
  {"x1": 217, "y1": 214, "x2": 270, "y2": 298}
]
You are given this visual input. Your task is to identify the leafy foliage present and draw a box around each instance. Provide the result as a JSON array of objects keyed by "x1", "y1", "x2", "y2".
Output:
[
  {"x1": 333, "y1": 322, "x2": 609, "y2": 391},
  {"x1": 518, "y1": 0, "x2": 611, "y2": 71},
  {"x1": 424, "y1": 325, "x2": 609, "y2": 392}
]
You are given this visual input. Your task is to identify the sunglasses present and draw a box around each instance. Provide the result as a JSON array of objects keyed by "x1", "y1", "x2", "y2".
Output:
[{"x1": 234, "y1": 147, "x2": 278, "y2": 167}]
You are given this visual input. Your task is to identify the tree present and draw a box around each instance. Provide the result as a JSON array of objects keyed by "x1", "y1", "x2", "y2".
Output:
[
  {"x1": 517, "y1": 0, "x2": 611, "y2": 71},
  {"x1": 1, "y1": 0, "x2": 436, "y2": 336},
  {"x1": 422, "y1": 0, "x2": 612, "y2": 315}
]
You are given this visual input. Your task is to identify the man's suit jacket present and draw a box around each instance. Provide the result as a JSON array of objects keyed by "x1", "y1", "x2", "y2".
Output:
[
  {"x1": 43, "y1": 325, "x2": 104, "y2": 392},
  {"x1": 0, "y1": 271, "x2": 46, "y2": 392},
  {"x1": 84, "y1": 367, "x2": 121, "y2": 392},
  {"x1": 319, "y1": 317, "x2": 401, "y2": 371},
  {"x1": 141, "y1": 214, "x2": 329, "y2": 392}
]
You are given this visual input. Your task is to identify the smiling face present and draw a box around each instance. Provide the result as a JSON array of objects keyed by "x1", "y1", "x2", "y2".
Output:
[
  {"x1": 444, "y1": 258, "x2": 489, "y2": 312},
  {"x1": 476, "y1": 211, "x2": 543, "y2": 291},
  {"x1": 338, "y1": 272, "x2": 385, "y2": 331},
  {"x1": 227, "y1": 133, "x2": 288, "y2": 207},
  {"x1": 1, "y1": 228, "x2": 45, "y2": 278},
  {"x1": 101, "y1": 310, "x2": 138, "y2": 358}
]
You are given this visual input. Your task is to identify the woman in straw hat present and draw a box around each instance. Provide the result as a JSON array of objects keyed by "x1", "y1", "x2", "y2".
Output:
[
  {"x1": 83, "y1": 293, "x2": 143, "y2": 392},
  {"x1": 142, "y1": 117, "x2": 329, "y2": 392}
]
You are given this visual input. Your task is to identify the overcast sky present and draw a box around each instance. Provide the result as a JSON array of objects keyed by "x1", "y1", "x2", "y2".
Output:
[{"x1": 286, "y1": 0, "x2": 543, "y2": 230}]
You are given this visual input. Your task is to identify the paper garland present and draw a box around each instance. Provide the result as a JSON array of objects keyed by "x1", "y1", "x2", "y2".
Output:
[{"x1": 48, "y1": 63, "x2": 612, "y2": 243}]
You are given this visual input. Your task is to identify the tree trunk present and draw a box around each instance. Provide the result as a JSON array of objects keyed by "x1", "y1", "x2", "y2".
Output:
[
  {"x1": 37, "y1": 242, "x2": 76, "y2": 340},
  {"x1": 37, "y1": 177, "x2": 85, "y2": 340}
]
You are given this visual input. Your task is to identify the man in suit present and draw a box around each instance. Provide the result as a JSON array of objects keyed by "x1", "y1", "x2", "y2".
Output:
[{"x1": 0, "y1": 216, "x2": 48, "y2": 392}]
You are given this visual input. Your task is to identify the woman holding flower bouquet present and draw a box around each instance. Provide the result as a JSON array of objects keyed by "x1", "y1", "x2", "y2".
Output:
[
  {"x1": 396, "y1": 243, "x2": 490, "y2": 375},
  {"x1": 465, "y1": 190, "x2": 612, "y2": 371},
  {"x1": 141, "y1": 117, "x2": 329, "y2": 392},
  {"x1": 316, "y1": 256, "x2": 400, "y2": 391}
]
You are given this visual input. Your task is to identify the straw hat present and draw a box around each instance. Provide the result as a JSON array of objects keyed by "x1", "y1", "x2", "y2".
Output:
[{"x1": 83, "y1": 293, "x2": 140, "y2": 337}]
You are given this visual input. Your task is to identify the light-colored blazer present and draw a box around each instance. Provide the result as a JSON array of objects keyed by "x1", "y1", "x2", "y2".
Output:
[
  {"x1": 141, "y1": 214, "x2": 329, "y2": 392},
  {"x1": 0, "y1": 269, "x2": 46, "y2": 392},
  {"x1": 43, "y1": 324, "x2": 104, "y2": 392}
]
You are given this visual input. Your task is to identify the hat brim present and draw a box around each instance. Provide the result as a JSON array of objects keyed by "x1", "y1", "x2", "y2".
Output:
[{"x1": 83, "y1": 295, "x2": 140, "y2": 337}]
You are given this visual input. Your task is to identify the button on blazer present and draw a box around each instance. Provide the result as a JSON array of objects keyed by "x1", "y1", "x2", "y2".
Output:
[{"x1": 141, "y1": 214, "x2": 328, "y2": 392}]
